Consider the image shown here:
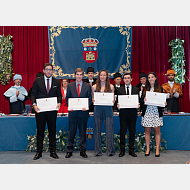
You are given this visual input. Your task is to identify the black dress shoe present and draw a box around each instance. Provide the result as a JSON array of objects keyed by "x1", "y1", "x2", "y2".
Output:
[
  {"x1": 65, "y1": 152, "x2": 72, "y2": 158},
  {"x1": 129, "y1": 152, "x2": 137, "y2": 157},
  {"x1": 119, "y1": 151, "x2": 125, "y2": 157},
  {"x1": 109, "y1": 154, "x2": 114, "y2": 157},
  {"x1": 50, "y1": 152, "x2": 59, "y2": 159},
  {"x1": 33, "y1": 152, "x2": 42, "y2": 160},
  {"x1": 145, "y1": 151, "x2": 150, "y2": 156},
  {"x1": 80, "y1": 152, "x2": 88, "y2": 158}
]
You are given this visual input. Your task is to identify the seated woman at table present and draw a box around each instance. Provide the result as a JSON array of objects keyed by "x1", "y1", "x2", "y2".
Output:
[
  {"x1": 58, "y1": 78, "x2": 69, "y2": 113},
  {"x1": 91, "y1": 69, "x2": 115, "y2": 156},
  {"x1": 141, "y1": 72, "x2": 166, "y2": 157}
]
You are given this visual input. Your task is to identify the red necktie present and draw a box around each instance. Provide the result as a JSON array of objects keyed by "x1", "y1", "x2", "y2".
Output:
[
  {"x1": 77, "y1": 84, "x2": 80, "y2": 97},
  {"x1": 47, "y1": 79, "x2": 50, "y2": 94}
]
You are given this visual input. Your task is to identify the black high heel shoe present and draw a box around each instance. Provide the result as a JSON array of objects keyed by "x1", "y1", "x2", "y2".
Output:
[
  {"x1": 145, "y1": 151, "x2": 150, "y2": 156},
  {"x1": 155, "y1": 153, "x2": 160, "y2": 157}
]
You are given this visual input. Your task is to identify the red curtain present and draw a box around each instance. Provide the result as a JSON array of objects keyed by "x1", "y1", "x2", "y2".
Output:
[
  {"x1": 0, "y1": 26, "x2": 190, "y2": 113},
  {"x1": 131, "y1": 26, "x2": 190, "y2": 113},
  {"x1": 0, "y1": 26, "x2": 49, "y2": 114}
]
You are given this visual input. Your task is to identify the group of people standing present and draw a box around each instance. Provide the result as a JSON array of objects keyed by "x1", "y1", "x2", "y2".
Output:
[{"x1": 3, "y1": 63, "x2": 183, "y2": 160}]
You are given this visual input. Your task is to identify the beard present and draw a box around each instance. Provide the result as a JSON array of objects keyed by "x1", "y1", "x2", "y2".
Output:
[{"x1": 168, "y1": 78, "x2": 174, "y2": 82}]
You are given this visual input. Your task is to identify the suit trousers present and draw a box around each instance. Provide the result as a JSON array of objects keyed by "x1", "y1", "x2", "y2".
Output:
[
  {"x1": 66, "y1": 112, "x2": 88, "y2": 153},
  {"x1": 94, "y1": 106, "x2": 115, "y2": 156},
  {"x1": 119, "y1": 115, "x2": 137, "y2": 152},
  {"x1": 35, "y1": 111, "x2": 57, "y2": 153}
]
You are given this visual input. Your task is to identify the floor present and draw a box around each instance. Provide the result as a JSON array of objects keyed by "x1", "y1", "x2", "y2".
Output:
[{"x1": 0, "y1": 150, "x2": 190, "y2": 164}]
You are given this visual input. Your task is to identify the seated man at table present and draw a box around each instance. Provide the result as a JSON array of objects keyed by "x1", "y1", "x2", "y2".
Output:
[
  {"x1": 4, "y1": 74, "x2": 28, "y2": 114},
  {"x1": 161, "y1": 69, "x2": 183, "y2": 112}
]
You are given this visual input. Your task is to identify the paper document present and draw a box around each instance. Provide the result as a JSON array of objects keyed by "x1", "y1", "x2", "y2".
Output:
[
  {"x1": 68, "y1": 98, "x2": 89, "y2": 111},
  {"x1": 94, "y1": 92, "x2": 114, "y2": 106},
  {"x1": 36, "y1": 97, "x2": 58, "y2": 112},
  {"x1": 118, "y1": 95, "x2": 139, "y2": 108},
  {"x1": 145, "y1": 91, "x2": 167, "y2": 107}
]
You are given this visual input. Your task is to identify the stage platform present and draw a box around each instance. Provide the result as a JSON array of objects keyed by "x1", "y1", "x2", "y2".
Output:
[
  {"x1": 0, "y1": 150, "x2": 190, "y2": 164},
  {"x1": 0, "y1": 114, "x2": 190, "y2": 151}
]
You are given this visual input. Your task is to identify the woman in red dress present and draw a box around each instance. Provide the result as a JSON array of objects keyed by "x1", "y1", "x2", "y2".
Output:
[{"x1": 58, "y1": 78, "x2": 69, "y2": 113}]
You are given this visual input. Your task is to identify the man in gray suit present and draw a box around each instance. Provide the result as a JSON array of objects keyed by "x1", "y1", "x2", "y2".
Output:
[{"x1": 65, "y1": 68, "x2": 92, "y2": 158}]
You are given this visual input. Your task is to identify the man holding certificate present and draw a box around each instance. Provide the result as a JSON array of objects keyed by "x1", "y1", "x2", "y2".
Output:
[
  {"x1": 31, "y1": 63, "x2": 62, "y2": 160},
  {"x1": 117, "y1": 73, "x2": 139, "y2": 157},
  {"x1": 65, "y1": 68, "x2": 92, "y2": 158}
]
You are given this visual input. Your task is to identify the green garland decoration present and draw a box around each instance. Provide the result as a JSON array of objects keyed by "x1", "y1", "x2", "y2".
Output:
[
  {"x1": 26, "y1": 127, "x2": 167, "y2": 153},
  {"x1": 168, "y1": 38, "x2": 189, "y2": 84},
  {"x1": 0, "y1": 34, "x2": 14, "y2": 85}
]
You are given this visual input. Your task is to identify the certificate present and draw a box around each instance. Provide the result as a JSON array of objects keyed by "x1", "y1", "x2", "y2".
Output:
[
  {"x1": 118, "y1": 95, "x2": 139, "y2": 108},
  {"x1": 36, "y1": 97, "x2": 58, "y2": 112},
  {"x1": 68, "y1": 98, "x2": 89, "y2": 111},
  {"x1": 145, "y1": 91, "x2": 167, "y2": 107},
  {"x1": 94, "y1": 92, "x2": 114, "y2": 106}
]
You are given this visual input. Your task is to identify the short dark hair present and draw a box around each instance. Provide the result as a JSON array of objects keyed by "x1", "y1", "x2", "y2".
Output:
[
  {"x1": 123, "y1": 72, "x2": 132, "y2": 78},
  {"x1": 44, "y1": 63, "x2": 53, "y2": 70}
]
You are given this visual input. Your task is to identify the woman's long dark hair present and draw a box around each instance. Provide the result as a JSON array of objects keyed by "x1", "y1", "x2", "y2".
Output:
[
  {"x1": 96, "y1": 69, "x2": 111, "y2": 92},
  {"x1": 142, "y1": 72, "x2": 161, "y2": 98}
]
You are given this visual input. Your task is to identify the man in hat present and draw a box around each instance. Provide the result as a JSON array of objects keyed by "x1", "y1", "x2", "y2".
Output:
[
  {"x1": 84, "y1": 67, "x2": 97, "y2": 86},
  {"x1": 136, "y1": 72, "x2": 148, "y2": 95},
  {"x1": 84, "y1": 67, "x2": 96, "y2": 112},
  {"x1": 161, "y1": 69, "x2": 183, "y2": 112},
  {"x1": 4, "y1": 74, "x2": 28, "y2": 114},
  {"x1": 113, "y1": 72, "x2": 124, "y2": 111},
  {"x1": 136, "y1": 72, "x2": 148, "y2": 112}
]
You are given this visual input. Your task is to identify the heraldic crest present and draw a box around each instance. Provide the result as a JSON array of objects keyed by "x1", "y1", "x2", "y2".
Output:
[{"x1": 81, "y1": 37, "x2": 99, "y2": 63}]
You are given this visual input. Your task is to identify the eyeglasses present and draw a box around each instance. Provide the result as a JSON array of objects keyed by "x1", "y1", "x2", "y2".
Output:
[{"x1": 45, "y1": 69, "x2": 53, "y2": 71}]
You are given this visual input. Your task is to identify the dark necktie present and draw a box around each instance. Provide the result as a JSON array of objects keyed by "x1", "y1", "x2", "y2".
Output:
[
  {"x1": 77, "y1": 84, "x2": 80, "y2": 97},
  {"x1": 47, "y1": 79, "x2": 50, "y2": 94},
  {"x1": 126, "y1": 86, "x2": 129, "y2": 95}
]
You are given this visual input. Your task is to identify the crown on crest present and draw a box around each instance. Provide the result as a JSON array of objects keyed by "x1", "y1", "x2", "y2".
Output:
[{"x1": 81, "y1": 38, "x2": 99, "y2": 47}]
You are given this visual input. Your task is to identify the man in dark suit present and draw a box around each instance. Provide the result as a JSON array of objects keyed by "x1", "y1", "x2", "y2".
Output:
[
  {"x1": 117, "y1": 73, "x2": 139, "y2": 157},
  {"x1": 113, "y1": 72, "x2": 124, "y2": 112},
  {"x1": 31, "y1": 63, "x2": 62, "y2": 160},
  {"x1": 84, "y1": 67, "x2": 96, "y2": 112},
  {"x1": 65, "y1": 68, "x2": 92, "y2": 158}
]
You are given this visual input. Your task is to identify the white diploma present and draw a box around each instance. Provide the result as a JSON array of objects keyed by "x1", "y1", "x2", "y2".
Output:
[
  {"x1": 68, "y1": 98, "x2": 89, "y2": 111},
  {"x1": 36, "y1": 97, "x2": 58, "y2": 112},
  {"x1": 118, "y1": 95, "x2": 139, "y2": 108},
  {"x1": 94, "y1": 92, "x2": 114, "y2": 106},
  {"x1": 145, "y1": 91, "x2": 167, "y2": 107}
]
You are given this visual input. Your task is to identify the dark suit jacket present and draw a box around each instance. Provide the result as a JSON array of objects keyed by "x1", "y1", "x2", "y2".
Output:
[
  {"x1": 66, "y1": 81, "x2": 92, "y2": 118},
  {"x1": 84, "y1": 78, "x2": 97, "y2": 86},
  {"x1": 31, "y1": 76, "x2": 62, "y2": 105},
  {"x1": 117, "y1": 85, "x2": 139, "y2": 117},
  {"x1": 113, "y1": 84, "x2": 124, "y2": 111}
]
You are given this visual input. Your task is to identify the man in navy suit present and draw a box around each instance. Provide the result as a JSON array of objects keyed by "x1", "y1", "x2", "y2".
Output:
[
  {"x1": 65, "y1": 68, "x2": 92, "y2": 158},
  {"x1": 31, "y1": 63, "x2": 62, "y2": 160},
  {"x1": 117, "y1": 73, "x2": 139, "y2": 157}
]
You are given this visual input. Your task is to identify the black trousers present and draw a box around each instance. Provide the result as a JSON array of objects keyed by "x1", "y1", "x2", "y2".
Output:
[
  {"x1": 119, "y1": 115, "x2": 137, "y2": 152},
  {"x1": 35, "y1": 111, "x2": 57, "y2": 153},
  {"x1": 66, "y1": 114, "x2": 88, "y2": 153}
]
